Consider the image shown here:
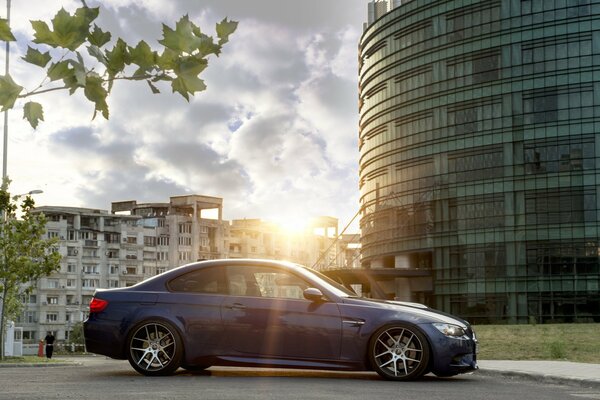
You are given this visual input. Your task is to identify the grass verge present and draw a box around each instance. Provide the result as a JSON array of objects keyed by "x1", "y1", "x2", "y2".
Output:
[
  {"x1": 0, "y1": 355, "x2": 64, "y2": 364},
  {"x1": 473, "y1": 323, "x2": 600, "y2": 363}
]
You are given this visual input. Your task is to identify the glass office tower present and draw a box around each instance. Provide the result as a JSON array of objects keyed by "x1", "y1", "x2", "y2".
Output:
[{"x1": 359, "y1": 0, "x2": 600, "y2": 323}]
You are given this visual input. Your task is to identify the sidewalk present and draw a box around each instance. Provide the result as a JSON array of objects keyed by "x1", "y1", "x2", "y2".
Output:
[{"x1": 478, "y1": 360, "x2": 600, "y2": 388}]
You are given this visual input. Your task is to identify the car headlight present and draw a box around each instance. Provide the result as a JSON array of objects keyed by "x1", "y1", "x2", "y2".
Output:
[{"x1": 433, "y1": 323, "x2": 466, "y2": 337}]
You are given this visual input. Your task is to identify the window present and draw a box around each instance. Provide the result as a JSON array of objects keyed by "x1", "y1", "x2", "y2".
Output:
[
  {"x1": 525, "y1": 188, "x2": 594, "y2": 225},
  {"x1": 127, "y1": 236, "x2": 137, "y2": 244},
  {"x1": 168, "y1": 267, "x2": 226, "y2": 294},
  {"x1": 144, "y1": 236, "x2": 156, "y2": 246},
  {"x1": 179, "y1": 223, "x2": 192, "y2": 234},
  {"x1": 105, "y1": 233, "x2": 120, "y2": 244},
  {"x1": 66, "y1": 279, "x2": 76, "y2": 288},
  {"x1": 158, "y1": 236, "x2": 169, "y2": 246},
  {"x1": 110, "y1": 265, "x2": 119, "y2": 274},
  {"x1": 523, "y1": 85, "x2": 594, "y2": 125},
  {"x1": 47, "y1": 279, "x2": 59, "y2": 289},
  {"x1": 109, "y1": 280, "x2": 119, "y2": 288},
  {"x1": 25, "y1": 311, "x2": 37, "y2": 323},
  {"x1": 67, "y1": 263, "x2": 77, "y2": 273},
  {"x1": 47, "y1": 296, "x2": 59, "y2": 305},
  {"x1": 157, "y1": 251, "x2": 169, "y2": 261},
  {"x1": 178, "y1": 251, "x2": 191, "y2": 261},
  {"x1": 82, "y1": 279, "x2": 99, "y2": 289},
  {"x1": 524, "y1": 136, "x2": 594, "y2": 174},
  {"x1": 226, "y1": 265, "x2": 309, "y2": 300},
  {"x1": 178, "y1": 236, "x2": 192, "y2": 246},
  {"x1": 83, "y1": 265, "x2": 98, "y2": 274},
  {"x1": 48, "y1": 231, "x2": 59, "y2": 239},
  {"x1": 46, "y1": 313, "x2": 58, "y2": 323}
]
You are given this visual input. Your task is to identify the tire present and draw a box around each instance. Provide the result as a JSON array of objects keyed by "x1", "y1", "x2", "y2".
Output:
[
  {"x1": 182, "y1": 365, "x2": 210, "y2": 372},
  {"x1": 369, "y1": 324, "x2": 430, "y2": 381},
  {"x1": 127, "y1": 320, "x2": 183, "y2": 376}
]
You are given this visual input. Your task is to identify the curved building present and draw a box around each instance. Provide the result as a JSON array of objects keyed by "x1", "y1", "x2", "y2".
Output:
[{"x1": 358, "y1": 0, "x2": 600, "y2": 323}]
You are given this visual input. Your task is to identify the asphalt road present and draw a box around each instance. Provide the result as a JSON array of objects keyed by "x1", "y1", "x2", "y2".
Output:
[{"x1": 1, "y1": 357, "x2": 599, "y2": 400}]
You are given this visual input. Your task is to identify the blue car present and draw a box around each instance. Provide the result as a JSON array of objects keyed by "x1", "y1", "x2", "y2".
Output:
[{"x1": 84, "y1": 259, "x2": 478, "y2": 380}]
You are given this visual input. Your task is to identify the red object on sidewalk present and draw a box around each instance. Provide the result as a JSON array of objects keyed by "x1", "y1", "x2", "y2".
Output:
[{"x1": 37, "y1": 340, "x2": 44, "y2": 357}]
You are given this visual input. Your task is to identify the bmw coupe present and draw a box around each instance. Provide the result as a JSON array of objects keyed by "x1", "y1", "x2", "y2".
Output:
[{"x1": 84, "y1": 259, "x2": 478, "y2": 380}]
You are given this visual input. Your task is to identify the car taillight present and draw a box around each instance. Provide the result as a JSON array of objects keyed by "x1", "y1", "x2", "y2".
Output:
[{"x1": 89, "y1": 298, "x2": 108, "y2": 313}]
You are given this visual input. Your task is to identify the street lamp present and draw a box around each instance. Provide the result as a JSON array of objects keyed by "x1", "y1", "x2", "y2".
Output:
[{"x1": 12, "y1": 189, "x2": 43, "y2": 201}]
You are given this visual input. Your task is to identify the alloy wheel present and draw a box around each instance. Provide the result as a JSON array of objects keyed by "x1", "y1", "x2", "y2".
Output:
[
  {"x1": 128, "y1": 321, "x2": 181, "y2": 376},
  {"x1": 370, "y1": 325, "x2": 430, "y2": 380}
]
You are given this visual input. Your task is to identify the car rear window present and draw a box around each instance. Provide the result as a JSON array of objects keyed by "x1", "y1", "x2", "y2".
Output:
[{"x1": 167, "y1": 267, "x2": 226, "y2": 294}]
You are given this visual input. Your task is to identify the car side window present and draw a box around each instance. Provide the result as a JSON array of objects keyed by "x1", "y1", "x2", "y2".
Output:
[
  {"x1": 168, "y1": 267, "x2": 226, "y2": 294},
  {"x1": 226, "y1": 265, "x2": 309, "y2": 300}
]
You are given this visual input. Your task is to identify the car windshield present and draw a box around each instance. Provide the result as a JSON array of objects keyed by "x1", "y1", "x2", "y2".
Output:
[{"x1": 299, "y1": 266, "x2": 358, "y2": 298}]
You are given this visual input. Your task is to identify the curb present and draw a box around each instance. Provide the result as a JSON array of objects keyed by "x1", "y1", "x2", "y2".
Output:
[
  {"x1": 478, "y1": 368, "x2": 600, "y2": 389},
  {"x1": 0, "y1": 361, "x2": 81, "y2": 368}
]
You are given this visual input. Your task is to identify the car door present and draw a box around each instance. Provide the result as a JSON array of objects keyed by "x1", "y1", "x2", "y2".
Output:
[
  {"x1": 164, "y1": 266, "x2": 227, "y2": 361},
  {"x1": 221, "y1": 264, "x2": 343, "y2": 361}
]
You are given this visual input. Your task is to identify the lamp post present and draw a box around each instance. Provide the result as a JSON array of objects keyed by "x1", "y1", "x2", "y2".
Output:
[
  {"x1": 12, "y1": 189, "x2": 43, "y2": 201},
  {"x1": 2, "y1": 0, "x2": 12, "y2": 180}
]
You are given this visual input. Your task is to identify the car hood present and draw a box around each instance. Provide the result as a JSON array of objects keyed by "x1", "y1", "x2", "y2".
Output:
[{"x1": 342, "y1": 297, "x2": 469, "y2": 328}]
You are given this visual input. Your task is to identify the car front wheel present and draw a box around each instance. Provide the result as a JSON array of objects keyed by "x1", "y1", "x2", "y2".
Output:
[
  {"x1": 369, "y1": 324, "x2": 430, "y2": 381},
  {"x1": 127, "y1": 320, "x2": 183, "y2": 376}
]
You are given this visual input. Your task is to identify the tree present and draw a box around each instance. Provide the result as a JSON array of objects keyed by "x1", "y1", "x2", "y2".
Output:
[
  {"x1": 0, "y1": 3, "x2": 238, "y2": 128},
  {"x1": 0, "y1": 178, "x2": 61, "y2": 359}
]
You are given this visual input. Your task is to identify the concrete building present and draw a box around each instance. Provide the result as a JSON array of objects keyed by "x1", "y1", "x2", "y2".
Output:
[
  {"x1": 20, "y1": 206, "x2": 150, "y2": 342},
  {"x1": 359, "y1": 0, "x2": 600, "y2": 323},
  {"x1": 18, "y1": 196, "x2": 352, "y2": 342}
]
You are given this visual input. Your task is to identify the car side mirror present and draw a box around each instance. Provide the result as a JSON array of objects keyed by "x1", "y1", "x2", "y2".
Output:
[{"x1": 303, "y1": 287, "x2": 325, "y2": 302}]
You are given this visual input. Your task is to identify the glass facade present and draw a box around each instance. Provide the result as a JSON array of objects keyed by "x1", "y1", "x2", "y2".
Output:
[{"x1": 359, "y1": 0, "x2": 600, "y2": 323}]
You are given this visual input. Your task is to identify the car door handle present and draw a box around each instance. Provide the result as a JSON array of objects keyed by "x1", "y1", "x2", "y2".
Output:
[
  {"x1": 343, "y1": 319, "x2": 366, "y2": 327},
  {"x1": 225, "y1": 303, "x2": 246, "y2": 310}
]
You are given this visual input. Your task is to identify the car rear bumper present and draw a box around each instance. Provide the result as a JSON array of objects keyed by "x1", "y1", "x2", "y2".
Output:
[{"x1": 84, "y1": 317, "x2": 126, "y2": 360}]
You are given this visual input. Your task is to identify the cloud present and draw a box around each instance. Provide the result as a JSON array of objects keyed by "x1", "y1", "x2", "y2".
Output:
[{"x1": 6, "y1": 0, "x2": 366, "y2": 231}]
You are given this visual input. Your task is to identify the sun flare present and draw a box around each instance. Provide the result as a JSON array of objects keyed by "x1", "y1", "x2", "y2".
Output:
[{"x1": 273, "y1": 216, "x2": 310, "y2": 234}]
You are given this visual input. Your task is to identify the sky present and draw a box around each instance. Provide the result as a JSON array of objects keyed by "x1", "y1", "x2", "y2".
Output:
[{"x1": 2, "y1": 0, "x2": 369, "y2": 231}]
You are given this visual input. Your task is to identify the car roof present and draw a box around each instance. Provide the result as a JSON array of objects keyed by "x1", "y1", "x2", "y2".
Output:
[{"x1": 133, "y1": 258, "x2": 308, "y2": 290}]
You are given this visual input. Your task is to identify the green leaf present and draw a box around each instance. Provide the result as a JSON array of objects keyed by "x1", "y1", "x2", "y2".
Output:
[
  {"x1": 216, "y1": 18, "x2": 238, "y2": 45},
  {"x1": 0, "y1": 74, "x2": 24, "y2": 111},
  {"x1": 157, "y1": 48, "x2": 178, "y2": 70},
  {"x1": 129, "y1": 40, "x2": 156, "y2": 71},
  {"x1": 51, "y1": 8, "x2": 88, "y2": 50},
  {"x1": 158, "y1": 15, "x2": 204, "y2": 54},
  {"x1": 171, "y1": 75, "x2": 206, "y2": 101},
  {"x1": 31, "y1": 20, "x2": 57, "y2": 47},
  {"x1": 47, "y1": 60, "x2": 73, "y2": 82},
  {"x1": 105, "y1": 38, "x2": 129, "y2": 76},
  {"x1": 0, "y1": 18, "x2": 16, "y2": 41},
  {"x1": 32, "y1": 7, "x2": 98, "y2": 51},
  {"x1": 84, "y1": 75, "x2": 109, "y2": 119},
  {"x1": 196, "y1": 34, "x2": 221, "y2": 57},
  {"x1": 21, "y1": 46, "x2": 52, "y2": 68},
  {"x1": 88, "y1": 24, "x2": 111, "y2": 47},
  {"x1": 23, "y1": 102, "x2": 44, "y2": 129},
  {"x1": 174, "y1": 54, "x2": 208, "y2": 78},
  {"x1": 87, "y1": 44, "x2": 107, "y2": 66}
]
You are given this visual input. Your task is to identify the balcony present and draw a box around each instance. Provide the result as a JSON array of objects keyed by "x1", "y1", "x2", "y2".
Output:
[{"x1": 84, "y1": 240, "x2": 99, "y2": 247}]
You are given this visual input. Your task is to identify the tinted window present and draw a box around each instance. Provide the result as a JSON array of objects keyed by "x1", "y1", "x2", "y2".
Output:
[
  {"x1": 168, "y1": 267, "x2": 226, "y2": 294},
  {"x1": 226, "y1": 265, "x2": 310, "y2": 300}
]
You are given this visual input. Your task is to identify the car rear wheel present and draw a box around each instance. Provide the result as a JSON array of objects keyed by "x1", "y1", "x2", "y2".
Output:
[
  {"x1": 127, "y1": 320, "x2": 183, "y2": 376},
  {"x1": 369, "y1": 324, "x2": 430, "y2": 381}
]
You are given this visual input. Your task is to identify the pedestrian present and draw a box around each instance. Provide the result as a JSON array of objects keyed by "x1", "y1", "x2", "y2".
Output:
[{"x1": 44, "y1": 332, "x2": 55, "y2": 359}]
